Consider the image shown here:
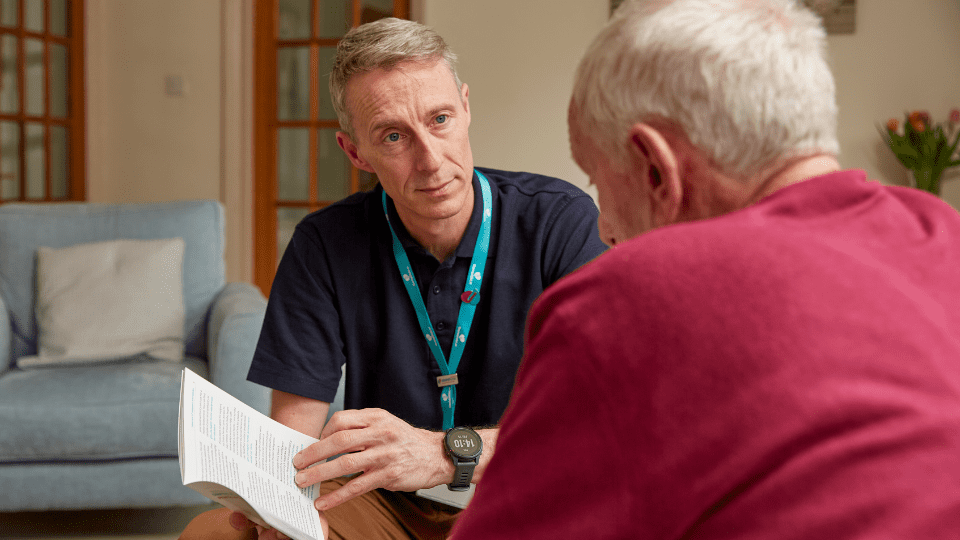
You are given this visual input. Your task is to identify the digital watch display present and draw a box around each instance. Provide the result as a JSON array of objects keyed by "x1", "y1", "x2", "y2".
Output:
[{"x1": 444, "y1": 426, "x2": 482, "y2": 491}]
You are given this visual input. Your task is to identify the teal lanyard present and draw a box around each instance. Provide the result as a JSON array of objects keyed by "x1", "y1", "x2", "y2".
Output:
[{"x1": 382, "y1": 170, "x2": 492, "y2": 431}]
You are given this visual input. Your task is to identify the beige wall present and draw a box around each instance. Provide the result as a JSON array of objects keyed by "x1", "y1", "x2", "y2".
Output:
[
  {"x1": 415, "y1": 0, "x2": 608, "y2": 198},
  {"x1": 86, "y1": 0, "x2": 252, "y2": 283},
  {"x1": 87, "y1": 0, "x2": 222, "y2": 203},
  {"x1": 828, "y1": 0, "x2": 960, "y2": 208},
  {"x1": 84, "y1": 0, "x2": 960, "y2": 282}
]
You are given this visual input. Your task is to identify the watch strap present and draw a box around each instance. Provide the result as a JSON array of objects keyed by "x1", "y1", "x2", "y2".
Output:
[
  {"x1": 444, "y1": 426, "x2": 481, "y2": 491},
  {"x1": 448, "y1": 459, "x2": 476, "y2": 491}
]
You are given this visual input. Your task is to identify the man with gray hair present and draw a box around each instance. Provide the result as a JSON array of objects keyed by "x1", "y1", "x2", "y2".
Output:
[
  {"x1": 451, "y1": 0, "x2": 960, "y2": 538},
  {"x1": 182, "y1": 16, "x2": 606, "y2": 540}
]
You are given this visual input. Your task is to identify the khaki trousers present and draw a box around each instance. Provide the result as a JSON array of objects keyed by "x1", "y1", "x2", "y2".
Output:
[
  {"x1": 321, "y1": 477, "x2": 461, "y2": 540},
  {"x1": 179, "y1": 477, "x2": 461, "y2": 540}
]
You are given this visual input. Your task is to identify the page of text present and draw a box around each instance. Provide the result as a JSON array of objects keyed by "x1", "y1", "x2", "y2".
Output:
[{"x1": 180, "y1": 368, "x2": 324, "y2": 540}]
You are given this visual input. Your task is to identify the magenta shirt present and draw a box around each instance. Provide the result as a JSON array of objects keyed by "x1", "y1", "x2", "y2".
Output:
[{"x1": 454, "y1": 170, "x2": 960, "y2": 539}]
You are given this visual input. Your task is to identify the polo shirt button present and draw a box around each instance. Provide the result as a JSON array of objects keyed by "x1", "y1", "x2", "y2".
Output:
[
  {"x1": 436, "y1": 321, "x2": 445, "y2": 330},
  {"x1": 433, "y1": 286, "x2": 440, "y2": 294}
]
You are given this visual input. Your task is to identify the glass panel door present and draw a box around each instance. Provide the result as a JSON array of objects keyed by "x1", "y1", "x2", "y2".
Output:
[
  {"x1": 254, "y1": 0, "x2": 409, "y2": 295},
  {"x1": 1, "y1": 120, "x2": 18, "y2": 198},
  {"x1": 0, "y1": 0, "x2": 84, "y2": 203}
]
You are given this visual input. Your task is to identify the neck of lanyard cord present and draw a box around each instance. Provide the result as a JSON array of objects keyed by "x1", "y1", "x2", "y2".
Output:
[{"x1": 382, "y1": 170, "x2": 492, "y2": 431}]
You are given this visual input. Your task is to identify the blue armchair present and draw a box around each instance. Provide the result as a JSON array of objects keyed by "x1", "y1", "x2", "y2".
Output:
[{"x1": 0, "y1": 200, "x2": 270, "y2": 511}]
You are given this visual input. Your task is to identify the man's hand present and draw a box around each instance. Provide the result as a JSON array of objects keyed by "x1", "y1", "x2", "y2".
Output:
[
  {"x1": 228, "y1": 512, "x2": 275, "y2": 540},
  {"x1": 292, "y1": 408, "x2": 451, "y2": 510},
  {"x1": 229, "y1": 510, "x2": 329, "y2": 540}
]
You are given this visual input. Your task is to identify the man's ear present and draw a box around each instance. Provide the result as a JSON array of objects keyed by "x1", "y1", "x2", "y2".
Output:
[
  {"x1": 336, "y1": 131, "x2": 376, "y2": 173},
  {"x1": 460, "y1": 82, "x2": 471, "y2": 128},
  {"x1": 627, "y1": 123, "x2": 682, "y2": 227}
]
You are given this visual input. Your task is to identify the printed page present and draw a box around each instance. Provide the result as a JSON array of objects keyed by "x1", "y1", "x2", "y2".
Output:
[{"x1": 179, "y1": 368, "x2": 325, "y2": 540}]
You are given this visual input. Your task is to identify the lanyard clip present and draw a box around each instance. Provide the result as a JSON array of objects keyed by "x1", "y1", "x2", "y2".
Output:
[{"x1": 437, "y1": 373, "x2": 459, "y2": 387}]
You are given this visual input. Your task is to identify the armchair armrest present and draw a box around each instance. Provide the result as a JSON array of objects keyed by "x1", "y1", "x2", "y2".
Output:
[
  {"x1": 0, "y1": 295, "x2": 10, "y2": 377},
  {"x1": 207, "y1": 282, "x2": 271, "y2": 416}
]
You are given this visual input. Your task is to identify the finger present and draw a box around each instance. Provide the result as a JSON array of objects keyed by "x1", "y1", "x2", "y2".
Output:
[
  {"x1": 295, "y1": 411, "x2": 394, "y2": 470},
  {"x1": 292, "y1": 412, "x2": 370, "y2": 470},
  {"x1": 318, "y1": 408, "x2": 384, "y2": 439},
  {"x1": 295, "y1": 441, "x2": 395, "y2": 489},
  {"x1": 260, "y1": 528, "x2": 288, "y2": 540},
  {"x1": 228, "y1": 512, "x2": 253, "y2": 531},
  {"x1": 293, "y1": 430, "x2": 369, "y2": 472},
  {"x1": 313, "y1": 469, "x2": 389, "y2": 511},
  {"x1": 257, "y1": 524, "x2": 292, "y2": 540},
  {"x1": 295, "y1": 450, "x2": 365, "y2": 489},
  {"x1": 318, "y1": 510, "x2": 330, "y2": 539}
]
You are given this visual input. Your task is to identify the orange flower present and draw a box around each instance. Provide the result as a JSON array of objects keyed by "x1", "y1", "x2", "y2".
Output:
[
  {"x1": 907, "y1": 111, "x2": 928, "y2": 132},
  {"x1": 908, "y1": 111, "x2": 926, "y2": 126},
  {"x1": 887, "y1": 118, "x2": 899, "y2": 132},
  {"x1": 951, "y1": 108, "x2": 960, "y2": 124}
]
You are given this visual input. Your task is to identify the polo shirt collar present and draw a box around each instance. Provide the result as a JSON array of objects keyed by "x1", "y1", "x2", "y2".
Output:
[{"x1": 381, "y1": 171, "x2": 498, "y2": 260}]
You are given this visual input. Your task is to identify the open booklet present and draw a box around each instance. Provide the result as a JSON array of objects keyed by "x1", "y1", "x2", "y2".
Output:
[{"x1": 178, "y1": 368, "x2": 325, "y2": 540}]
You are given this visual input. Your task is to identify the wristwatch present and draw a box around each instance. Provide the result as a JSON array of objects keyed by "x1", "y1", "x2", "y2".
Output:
[{"x1": 444, "y1": 426, "x2": 483, "y2": 491}]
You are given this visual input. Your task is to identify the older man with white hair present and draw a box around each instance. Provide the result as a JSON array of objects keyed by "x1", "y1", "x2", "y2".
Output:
[{"x1": 451, "y1": 0, "x2": 960, "y2": 538}]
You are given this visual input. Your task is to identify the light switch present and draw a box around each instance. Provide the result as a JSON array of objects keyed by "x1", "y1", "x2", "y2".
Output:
[{"x1": 165, "y1": 75, "x2": 187, "y2": 97}]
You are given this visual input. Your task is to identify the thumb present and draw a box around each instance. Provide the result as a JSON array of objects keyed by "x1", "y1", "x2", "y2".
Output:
[{"x1": 228, "y1": 512, "x2": 254, "y2": 531}]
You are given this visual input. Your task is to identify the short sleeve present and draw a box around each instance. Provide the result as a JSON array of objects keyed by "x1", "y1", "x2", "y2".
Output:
[
  {"x1": 541, "y1": 192, "x2": 607, "y2": 285},
  {"x1": 247, "y1": 225, "x2": 345, "y2": 403}
]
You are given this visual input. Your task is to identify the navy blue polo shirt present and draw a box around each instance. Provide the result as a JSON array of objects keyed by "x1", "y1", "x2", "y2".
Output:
[{"x1": 248, "y1": 167, "x2": 607, "y2": 430}]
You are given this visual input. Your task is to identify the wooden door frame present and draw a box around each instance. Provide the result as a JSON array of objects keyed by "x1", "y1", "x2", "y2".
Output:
[
  {"x1": 252, "y1": 0, "x2": 410, "y2": 296},
  {"x1": 0, "y1": 0, "x2": 86, "y2": 202},
  {"x1": 69, "y1": 0, "x2": 86, "y2": 200},
  {"x1": 252, "y1": 0, "x2": 276, "y2": 295}
]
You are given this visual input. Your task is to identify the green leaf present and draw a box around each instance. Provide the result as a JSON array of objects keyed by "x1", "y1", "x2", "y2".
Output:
[
  {"x1": 899, "y1": 156, "x2": 919, "y2": 169},
  {"x1": 947, "y1": 129, "x2": 960, "y2": 160}
]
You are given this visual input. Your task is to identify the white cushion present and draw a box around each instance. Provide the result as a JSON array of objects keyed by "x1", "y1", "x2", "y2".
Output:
[{"x1": 17, "y1": 238, "x2": 186, "y2": 368}]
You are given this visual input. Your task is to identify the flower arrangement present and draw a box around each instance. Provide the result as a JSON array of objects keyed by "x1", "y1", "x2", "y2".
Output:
[{"x1": 881, "y1": 108, "x2": 960, "y2": 196}]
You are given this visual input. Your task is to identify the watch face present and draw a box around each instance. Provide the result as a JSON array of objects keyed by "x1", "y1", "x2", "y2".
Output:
[{"x1": 446, "y1": 427, "x2": 483, "y2": 459}]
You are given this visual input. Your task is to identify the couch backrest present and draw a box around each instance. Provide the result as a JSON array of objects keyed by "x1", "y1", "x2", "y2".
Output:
[{"x1": 0, "y1": 200, "x2": 226, "y2": 365}]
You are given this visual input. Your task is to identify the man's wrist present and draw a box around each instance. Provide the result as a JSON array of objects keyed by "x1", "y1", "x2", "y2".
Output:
[
  {"x1": 443, "y1": 427, "x2": 483, "y2": 491},
  {"x1": 471, "y1": 428, "x2": 496, "y2": 484},
  {"x1": 423, "y1": 426, "x2": 499, "y2": 488},
  {"x1": 432, "y1": 430, "x2": 456, "y2": 487}
]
